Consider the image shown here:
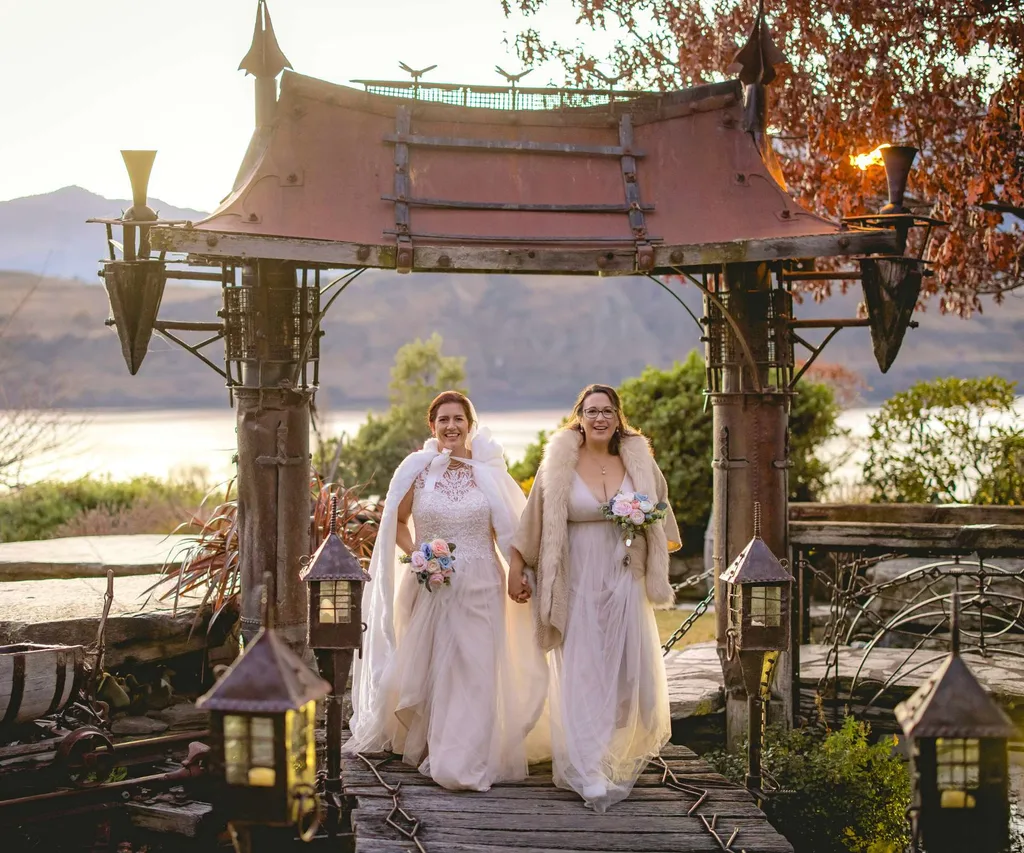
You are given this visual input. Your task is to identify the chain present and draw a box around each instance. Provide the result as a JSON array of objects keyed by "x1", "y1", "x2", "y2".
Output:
[
  {"x1": 650, "y1": 756, "x2": 744, "y2": 852},
  {"x1": 672, "y1": 567, "x2": 715, "y2": 593},
  {"x1": 356, "y1": 754, "x2": 427, "y2": 853},
  {"x1": 662, "y1": 588, "x2": 716, "y2": 655}
]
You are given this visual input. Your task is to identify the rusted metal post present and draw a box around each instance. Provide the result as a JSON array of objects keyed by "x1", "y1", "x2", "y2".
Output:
[
  {"x1": 235, "y1": 261, "x2": 311, "y2": 653},
  {"x1": 706, "y1": 262, "x2": 793, "y2": 749}
]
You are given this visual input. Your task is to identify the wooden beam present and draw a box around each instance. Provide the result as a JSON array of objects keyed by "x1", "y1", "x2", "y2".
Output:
[
  {"x1": 151, "y1": 227, "x2": 899, "y2": 274},
  {"x1": 790, "y1": 502, "x2": 1024, "y2": 527},
  {"x1": 789, "y1": 520, "x2": 1024, "y2": 555},
  {"x1": 126, "y1": 800, "x2": 214, "y2": 837}
]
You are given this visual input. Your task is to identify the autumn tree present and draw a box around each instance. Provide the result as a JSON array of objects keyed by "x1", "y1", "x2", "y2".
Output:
[{"x1": 503, "y1": 0, "x2": 1023, "y2": 313}]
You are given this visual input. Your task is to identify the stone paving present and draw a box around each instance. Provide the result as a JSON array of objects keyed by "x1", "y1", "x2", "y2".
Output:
[{"x1": 0, "y1": 534, "x2": 190, "y2": 581}]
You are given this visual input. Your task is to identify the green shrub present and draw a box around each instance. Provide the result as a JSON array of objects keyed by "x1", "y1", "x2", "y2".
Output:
[
  {"x1": 0, "y1": 475, "x2": 209, "y2": 542},
  {"x1": 705, "y1": 716, "x2": 911, "y2": 853},
  {"x1": 508, "y1": 351, "x2": 846, "y2": 532},
  {"x1": 863, "y1": 376, "x2": 1024, "y2": 504}
]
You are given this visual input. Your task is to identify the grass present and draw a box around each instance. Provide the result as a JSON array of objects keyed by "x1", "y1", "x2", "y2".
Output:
[{"x1": 655, "y1": 609, "x2": 716, "y2": 647}]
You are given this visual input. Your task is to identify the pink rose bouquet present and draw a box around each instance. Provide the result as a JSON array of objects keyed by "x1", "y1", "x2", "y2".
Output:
[
  {"x1": 400, "y1": 539, "x2": 457, "y2": 591},
  {"x1": 602, "y1": 491, "x2": 668, "y2": 546}
]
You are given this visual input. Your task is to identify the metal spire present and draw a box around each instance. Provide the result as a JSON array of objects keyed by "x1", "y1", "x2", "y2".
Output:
[
  {"x1": 727, "y1": 0, "x2": 787, "y2": 87},
  {"x1": 239, "y1": 0, "x2": 292, "y2": 79}
]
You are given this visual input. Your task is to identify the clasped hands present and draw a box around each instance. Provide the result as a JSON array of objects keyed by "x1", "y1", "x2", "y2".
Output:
[{"x1": 507, "y1": 569, "x2": 531, "y2": 604}]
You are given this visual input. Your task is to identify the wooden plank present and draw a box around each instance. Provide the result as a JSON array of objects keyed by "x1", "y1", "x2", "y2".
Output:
[
  {"x1": 126, "y1": 800, "x2": 214, "y2": 837},
  {"x1": 380, "y1": 196, "x2": 654, "y2": 213},
  {"x1": 353, "y1": 802, "x2": 768, "y2": 826},
  {"x1": 383, "y1": 134, "x2": 645, "y2": 158},
  {"x1": 354, "y1": 820, "x2": 792, "y2": 852},
  {"x1": 790, "y1": 502, "x2": 1024, "y2": 527},
  {"x1": 789, "y1": 520, "x2": 1024, "y2": 554},
  {"x1": 151, "y1": 226, "x2": 897, "y2": 274}
]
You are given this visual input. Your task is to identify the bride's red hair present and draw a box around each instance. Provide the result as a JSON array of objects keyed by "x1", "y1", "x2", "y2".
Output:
[{"x1": 427, "y1": 390, "x2": 474, "y2": 428}]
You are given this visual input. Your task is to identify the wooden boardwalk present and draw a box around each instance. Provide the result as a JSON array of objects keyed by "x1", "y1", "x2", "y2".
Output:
[{"x1": 340, "y1": 744, "x2": 793, "y2": 853}]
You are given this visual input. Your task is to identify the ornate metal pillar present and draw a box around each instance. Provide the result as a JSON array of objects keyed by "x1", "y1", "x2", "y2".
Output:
[
  {"x1": 705, "y1": 262, "x2": 794, "y2": 747},
  {"x1": 232, "y1": 260, "x2": 316, "y2": 651}
]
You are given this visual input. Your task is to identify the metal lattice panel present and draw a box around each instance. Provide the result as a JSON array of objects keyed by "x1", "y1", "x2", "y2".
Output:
[{"x1": 353, "y1": 80, "x2": 650, "y2": 111}]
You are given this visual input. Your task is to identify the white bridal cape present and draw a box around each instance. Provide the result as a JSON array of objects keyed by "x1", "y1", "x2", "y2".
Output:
[{"x1": 346, "y1": 426, "x2": 549, "y2": 789}]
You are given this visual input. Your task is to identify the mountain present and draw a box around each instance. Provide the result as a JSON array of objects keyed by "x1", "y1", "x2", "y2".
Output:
[
  {"x1": 0, "y1": 187, "x2": 1021, "y2": 409},
  {"x1": 1, "y1": 269, "x2": 1022, "y2": 411},
  {"x1": 0, "y1": 186, "x2": 207, "y2": 282}
]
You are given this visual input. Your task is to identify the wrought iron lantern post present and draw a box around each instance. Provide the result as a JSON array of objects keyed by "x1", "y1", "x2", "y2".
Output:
[
  {"x1": 196, "y1": 574, "x2": 330, "y2": 851},
  {"x1": 895, "y1": 592, "x2": 1016, "y2": 853},
  {"x1": 719, "y1": 503, "x2": 793, "y2": 791},
  {"x1": 300, "y1": 495, "x2": 370, "y2": 836}
]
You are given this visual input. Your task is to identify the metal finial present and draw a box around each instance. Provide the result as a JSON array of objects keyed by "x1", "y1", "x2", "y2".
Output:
[
  {"x1": 262, "y1": 570, "x2": 274, "y2": 631},
  {"x1": 753, "y1": 501, "x2": 762, "y2": 539},
  {"x1": 239, "y1": 0, "x2": 293, "y2": 79},
  {"x1": 727, "y1": 0, "x2": 788, "y2": 86},
  {"x1": 951, "y1": 589, "x2": 961, "y2": 656},
  {"x1": 329, "y1": 493, "x2": 339, "y2": 536}
]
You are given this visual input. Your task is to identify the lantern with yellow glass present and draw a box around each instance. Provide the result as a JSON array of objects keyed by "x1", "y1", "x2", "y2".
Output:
[
  {"x1": 895, "y1": 592, "x2": 1015, "y2": 853},
  {"x1": 196, "y1": 575, "x2": 330, "y2": 845}
]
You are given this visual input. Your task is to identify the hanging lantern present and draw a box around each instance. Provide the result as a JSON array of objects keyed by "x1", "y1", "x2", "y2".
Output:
[
  {"x1": 895, "y1": 593, "x2": 1016, "y2": 853},
  {"x1": 720, "y1": 503, "x2": 792, "y2": 693},
  {"x1": 196, "y1": 578, "x2": 330, "y2": 845}
]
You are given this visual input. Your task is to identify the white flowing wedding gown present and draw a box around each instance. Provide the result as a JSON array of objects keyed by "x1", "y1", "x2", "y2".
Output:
[
  {"x1": 358, "y1": 461, "x2": 546, "y2": 790},
  {"x1": 549, "y1": 472, "x2": 671, "y2": 811}
]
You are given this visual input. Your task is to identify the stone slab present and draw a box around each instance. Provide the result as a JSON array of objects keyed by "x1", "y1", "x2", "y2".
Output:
[
  {"x1": 666, "y1": 641, "x2": 1024, "y2": 723},
  {"x1": 0, "y1": 534, "x2": 190, "y2": 581},
  {"x1": 665, "y1": 642, "x2": 724, "y2": 719},
  {"x1": 0, "y1": 573, "x2": 213, "y2": 668}
]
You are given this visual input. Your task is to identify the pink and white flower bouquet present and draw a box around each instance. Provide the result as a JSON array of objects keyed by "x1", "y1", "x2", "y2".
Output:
[
  {"x1": 400, "y1": 538, "x2": 457, "y2": 592},
  {"x1": 602, "y1": 491, "x2": 669, "y2": 547}
]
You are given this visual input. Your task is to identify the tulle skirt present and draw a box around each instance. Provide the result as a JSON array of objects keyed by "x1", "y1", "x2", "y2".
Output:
[
  {"x1": 549, "y1": 520, "x2": 671, "y2": 811},
  {"x1": 353, "y1": 554, "x2": 548, "y2": 791}
]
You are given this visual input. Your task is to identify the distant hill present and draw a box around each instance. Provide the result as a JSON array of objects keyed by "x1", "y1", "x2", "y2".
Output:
[
  {"x1": 1, "y1": 187, "x2": 1021, "y2": 409},
  {"x1": 0, "y1": 186, "x2": 207, "y2": 282},
  {"x1": 1, "y1": 268, "x2": 1022, "y2": 411}
]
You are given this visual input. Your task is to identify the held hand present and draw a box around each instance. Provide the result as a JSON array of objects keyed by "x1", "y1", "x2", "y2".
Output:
[{"x1": 507, "y1": 570, "x2": 531, "y2": 604}]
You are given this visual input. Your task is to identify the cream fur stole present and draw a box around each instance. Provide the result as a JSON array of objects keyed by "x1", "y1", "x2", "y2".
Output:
[{"x1": 523, "y1": 429, "x2": 677, "y2": 651}]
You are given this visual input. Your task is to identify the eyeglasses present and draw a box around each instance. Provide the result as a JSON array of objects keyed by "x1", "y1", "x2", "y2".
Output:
[{"x1": 582, "y1": 407, "x2": 617, "y2": 420}]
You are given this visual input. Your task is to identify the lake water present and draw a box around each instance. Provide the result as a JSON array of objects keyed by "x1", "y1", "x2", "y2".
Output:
[
  {"x1": 9, "y1": 399, "x2": 1023, "y2": 493},
  {"x1": 8, "y1": 405, "x2": 882, "y2": 491}
]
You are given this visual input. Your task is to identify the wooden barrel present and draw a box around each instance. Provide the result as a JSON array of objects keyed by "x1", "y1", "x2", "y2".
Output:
[{"x1": 0, "y1": 643, "x2": 86, "y2": 727}]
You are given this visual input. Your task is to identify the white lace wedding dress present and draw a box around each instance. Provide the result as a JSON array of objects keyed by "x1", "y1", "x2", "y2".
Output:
[
  {"x1": 369, "y1": 462, "x2": 544, "y2": 790},
  {"x1": 549, "y1": 472, "x2": 671, "y2": 811}
]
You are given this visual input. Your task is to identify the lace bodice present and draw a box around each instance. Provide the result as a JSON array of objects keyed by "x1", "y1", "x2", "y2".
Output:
[{"x1": 412, "y1": 463, "x2": 498, "y2": 567}]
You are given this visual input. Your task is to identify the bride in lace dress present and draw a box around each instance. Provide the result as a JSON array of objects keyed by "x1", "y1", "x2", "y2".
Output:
[{"x1": 346, "y1": 391, "x2": 548, "y2": 790}]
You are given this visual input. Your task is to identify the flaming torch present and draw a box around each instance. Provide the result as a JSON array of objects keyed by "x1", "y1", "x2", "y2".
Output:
[{"x1": 850, "y1": 142, "x2": 919, "y2": 214}]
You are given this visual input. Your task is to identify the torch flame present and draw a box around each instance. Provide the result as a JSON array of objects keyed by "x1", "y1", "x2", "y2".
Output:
[{"x1": 849, "y1": 143, "x2": 891, "y2": 171}]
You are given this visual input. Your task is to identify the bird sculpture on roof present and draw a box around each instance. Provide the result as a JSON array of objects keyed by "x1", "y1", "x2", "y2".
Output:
[
  {"x1": 398, "y1": 62, "x2": 438, "y2": 83},
  {"x1": 494, "y1": 66, "x2": 533, "y2": 85}
]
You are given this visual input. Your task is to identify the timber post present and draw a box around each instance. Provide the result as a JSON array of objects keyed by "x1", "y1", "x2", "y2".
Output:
[
  {"x1": 706, "y1": 262, "x2": 793, "y2": 747},
  {"x1": 235, "y1": 260, "x2": 312, "y2": 651}
]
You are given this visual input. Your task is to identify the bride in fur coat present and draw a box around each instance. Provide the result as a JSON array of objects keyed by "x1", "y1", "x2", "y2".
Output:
[{"x1": 510, "y1": 384, "x2": 682, "y2": 812}]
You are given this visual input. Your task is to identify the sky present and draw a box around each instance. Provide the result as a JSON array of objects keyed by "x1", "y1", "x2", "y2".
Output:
[{"x1": 0, "y1": 0, "x2": 623, "y2": 212}]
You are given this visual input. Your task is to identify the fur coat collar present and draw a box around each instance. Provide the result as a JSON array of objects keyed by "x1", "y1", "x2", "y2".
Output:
[{"x1": 512, "y1": 428, "x2": 681, "y2": 651}]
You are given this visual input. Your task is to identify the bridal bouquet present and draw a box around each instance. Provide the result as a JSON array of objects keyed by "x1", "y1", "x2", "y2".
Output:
[
  {"x1": 602, "y1": 491, "x2": 668, "y2": 547},
  {"x1": 400, "y1": 539, "x2": 457, "y2": 592}
]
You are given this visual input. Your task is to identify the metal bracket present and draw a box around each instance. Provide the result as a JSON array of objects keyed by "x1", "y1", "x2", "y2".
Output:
[{"x1": 619, "y1": 114, "x2": 655, "y2": 272}]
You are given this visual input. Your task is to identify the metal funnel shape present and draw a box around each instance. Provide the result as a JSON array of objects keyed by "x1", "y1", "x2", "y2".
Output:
[
  {"x1": 859, "y1": 256, "x2": 922, "y2": 372},
  {"x1": 879, "y1": 145, "x2": 918, "y2": 214},
  {"x1": 121, "y1": 150, "x2": 158, "y2": 221},
  {"x1": 103, "y1": 260, "x2": 166, "y2": 375}
]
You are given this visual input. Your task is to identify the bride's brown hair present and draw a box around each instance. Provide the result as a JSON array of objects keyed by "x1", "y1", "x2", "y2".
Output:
[
  {"x1": 564, "y1": 383, "x2": 638, "y2": 455},
  {"x1": 427, "y1": 390, "x2": 474, "y2": 429}
]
